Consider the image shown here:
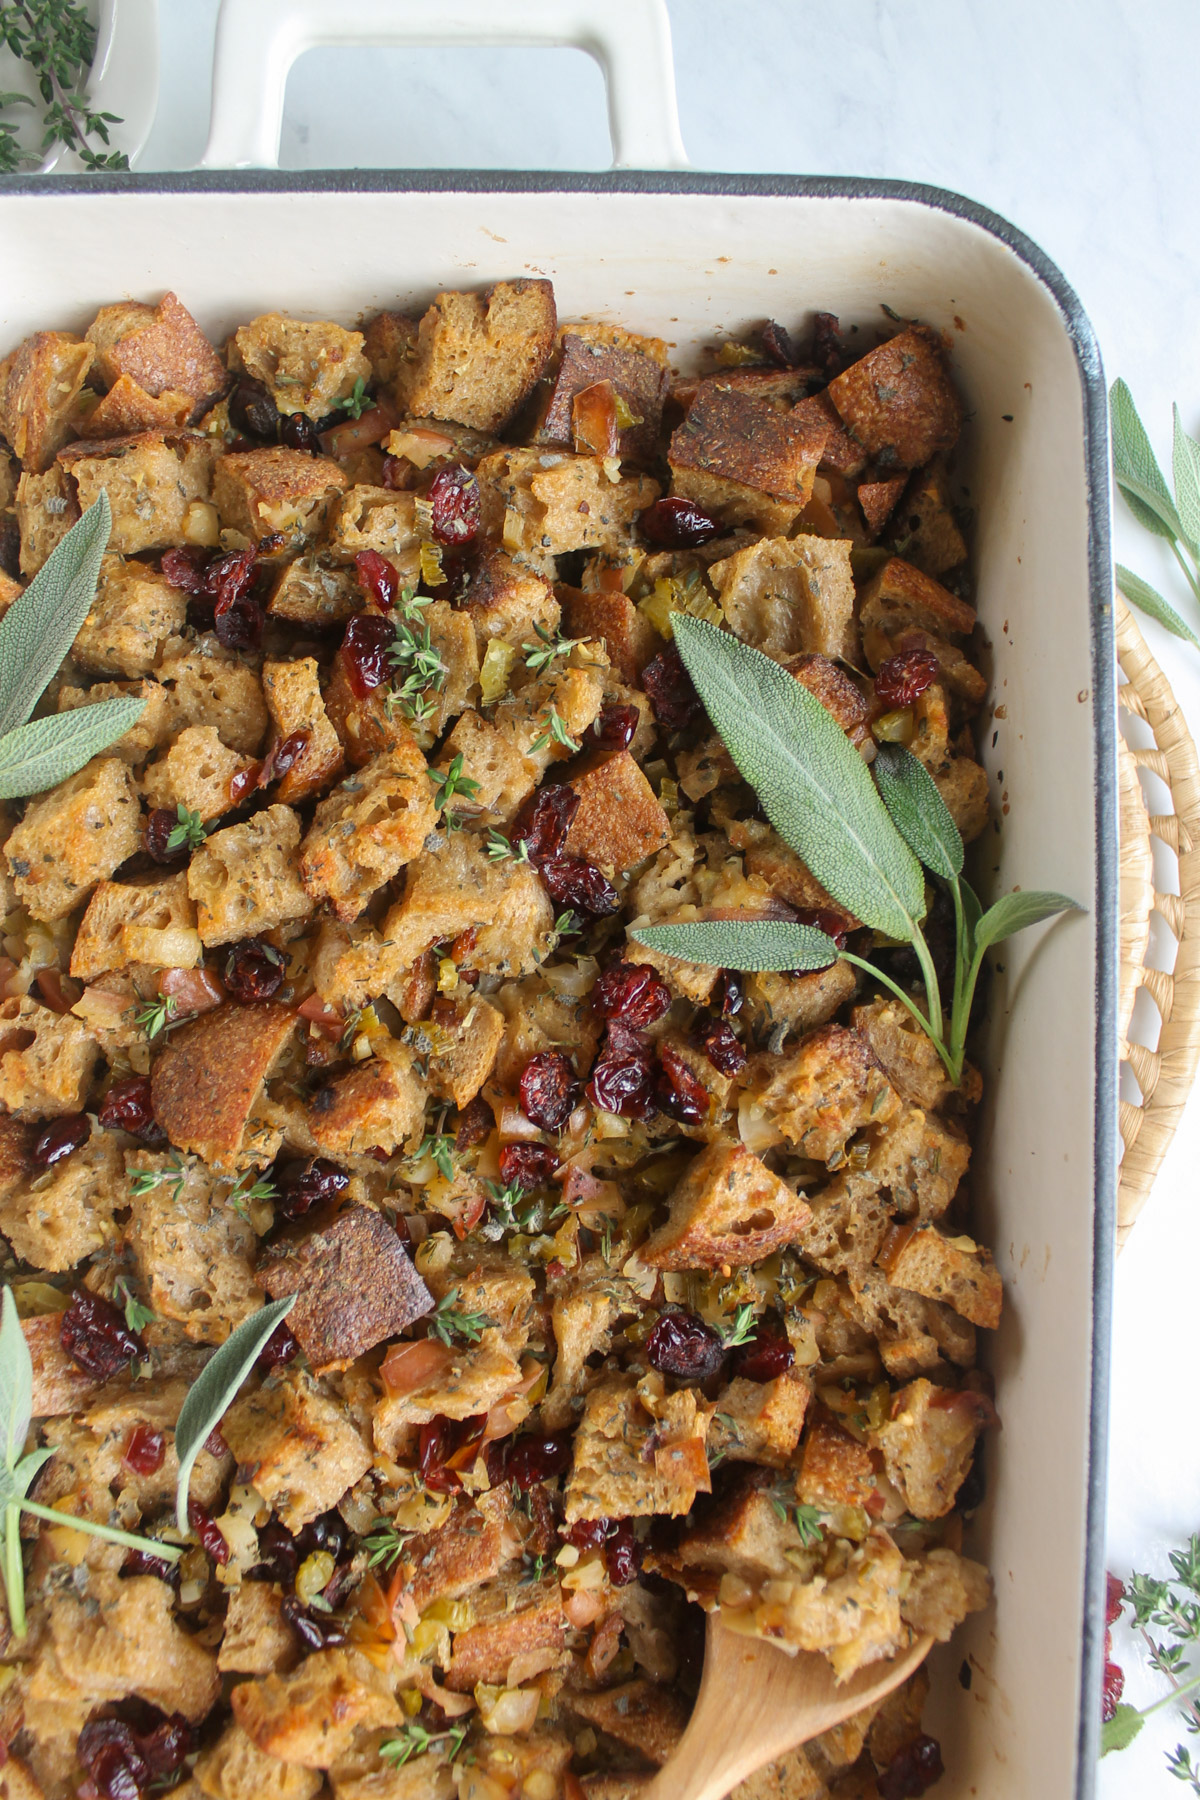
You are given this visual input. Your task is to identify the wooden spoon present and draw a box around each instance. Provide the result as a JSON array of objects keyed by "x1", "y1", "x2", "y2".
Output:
[{"x1": 641, "y1": 1617, "x2": 934, "y2": 1800}]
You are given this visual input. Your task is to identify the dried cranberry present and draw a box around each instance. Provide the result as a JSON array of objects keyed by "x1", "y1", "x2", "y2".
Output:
[
  {"x1": 793, "y1": 907, "x2": 850, "y2": 951},
  {"x1": 279, "y1": 412, "x2": 322, "y2": 453},
  {"x1": 455, "y1": 1093, "x2": 494, "y2": 1151},
  {"x1": 498, "y1": 1142, "x2": 561, "y2": 1191},
  {"x1": 61, "y1": 1289, "x2": 144, "y2": 1379},
  {"x1": 122, "y1": 1548, "x2": 178, "y2": 1584},
  {"x1": 213, "y1": 580, "x2": 265, "y2": 652},
  {"x1": 1102, "y1": 1660, "x2": 1125, "y2": 1723},
  {"x1": 874, "y1": 647, "x2": 940, "y2": 708},
  {"x1": 587, "y1": 1025, "x2": 658, "y2": 1120},
  {"x1": 519, "y1": 1052, "x2": 581, "y2": 1133},
  {"x1": 31, "y1": 1112, "x2": 90, "y2": 1168},
  {"x1": 259, "y1": 1322, "x2": 300, "y2": 1369},
  {"x1": 355, "y1": 548, "x2": 399, "y2": 610},
  {"x1": 340, "y1": 612, "x2": 395, "y2": 696},
  {"x1": 137, "y1": 1718, "x2": 194, "y2": 1780},
  {"x1": 731, "y1": 1321, "x2": 794, "y2": 1383},
  {"x1": 188, "y1": 1498, "x2": 230, "y2": 1564},
  {"x1": 281, "y1": 1592, "x2": 348, "y2": 1651},
  {"x1": 639, "y1": 497, "x2": 720, "y2": 549},
  {"x1": 761, "y1": 319, "x2": 799, "y2": 368},
  {"x1": 878, "y1": 1734, "x2": 945, "y2": 1799},
  {"x1": 77, "y1": 1721, "x2": 148, "y2": 1800},
  {"x1": 418, "y1": 1415, "x2": 486, "y2": 1496},
  {"x1": 250, "y1": 1519, "x2": 299, "y2": 1587},
  {"x1": 223, "y1": 938, "x2": 285, "y2": 1005},
  {"x1": 510, "y1": 783, "x2": 581, "y2": 865},
  {"x1": 123, "y1": 1424, "x2": 165, "y2": 1476},
  {"x1": 503, "y1": 1434, "x2": 572, "y2": 1490},
  {"x1": 691, "y1": 1012, "x2": 746, "y2": 1075},
  {"x1": 274, "y1": 1156, "x2": 350, "y2": 1222},
  {"x1": 646, "y1": 1311, "x2": 726, "y2": 1382},
  {"x1": 160, "y1": 546, "x2": 210, "y2": 593},
  {"x1": 541, "y1": 855, "x2": 619, "y2": 918},
  {"x1": 296, "y1": 1509, "x2": 349, "y2": 1562},
  {"x1": 592, "y1": 962, "x2": 671, "y2": 1029},
  {"x1": 604, "y1": 1518, "x2": 641, "y2": 1587},
  {"x1": 810, "y1": 311, "x2": 845, "y2": 380},
  {"x1": 229, "y1": 376, "x2": 280, "y2": 440},
  {"x1": 1106, "y1": 1573, "x2": 1125, "y2": 1626},
  {"x1": 98, "y1": 1075, "x2": 164, "y2": 1145},
  {"x1": 642, "y1": 641, "x2": 702, "y2": 731},
  {"x1": 567, "y1": 1518, "x2": 610, "y2": 1551},
  {"x1": 717, "y1": 970, "x2": 745, "y2": 1017},
  {"x1": 144, "y1": 806, "x2": 186, "y2": 864},
  {"x1": 588, "y1": 704, "x2": 639, "y2": 752},
  {"x1": 381, "y1": 454, "x2": 410, "y2": 490},
  {"x1": 655, "y1": 1042, "x2": 709, "y2": 1126},
  {"x1": 259, "y1": 730, "x2": 309, "y2": 788},
  {"x1": 429, "y1": 464, "x2": 481, "y2": 546}
]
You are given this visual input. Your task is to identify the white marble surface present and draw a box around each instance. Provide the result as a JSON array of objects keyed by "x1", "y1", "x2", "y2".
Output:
[{"x1": 136, "y1": 3, "x2": 1200, "y2": 1791}]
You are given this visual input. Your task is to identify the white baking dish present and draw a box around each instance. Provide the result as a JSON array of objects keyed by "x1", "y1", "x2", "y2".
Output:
[{"x1": 0, "y1": 11, "x2": 1116, "y2": 1793}]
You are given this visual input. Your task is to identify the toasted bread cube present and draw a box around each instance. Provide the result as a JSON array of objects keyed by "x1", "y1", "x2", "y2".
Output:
[
  {"x1": 318, "y1": 645, "x2": 416, "y2": 772},
  {"x1": 307, "y1": 1036, "x2": 425, "y2": 1158},
  {"x1": 564, "y1": 750, "x2": 670, "y2": 872},
  {"x1": 0, "y1": 331, "x2": 94, "y2": 472},
  {"x1": 23, "y1": 1310, "x2": 104, "y2": 1417},
  {"x1": 745, "y1": 1024, "x2": 899, "y2": 1163},
  {"x1": 564, "y1": 1373, "x2": 712, "y2": 1521},
  {"x1": 75, "y1": 374, "x2": 194, "y2": 441},
  {"x1": 736, "y1": 1529, "x2": 905, "y2": 1681},
  {"x1": 881, "y1": 1227, "x2": 1002, "y2": 1330},
  {"x1": 195, "y1": 1724, "x2": 320, "y2": 1800},
  {"x1": 156, "y1": 636, "x2": 269, "y2": 755},
  {"x1": 708, "y1": 1369, "x2": 812, "y2": 1468},
  {"x1": 859, "y1": 556, "x2": 984, "y2": 705},
  {"x1": 796, "y1": 1416, "x2": 878, "y2": 1510},
  {"x1": 851, "y1": 997, "x2": 955, "y2": 1113},
  {"x1": 380, "y1": 831, "x2": 555, "y2": 979},
  {"x1": 857, "y1": 474, "x2": 908, "y2": 541},
  {"x1": 668, "y1": 1472, "x2": 824, "y2": 1599},
  {"x1": 640, "y1": 1142, "x2": 811, "y2": 1271},
  {"x1": 150, "y1": 1001, "x2": 296, "y2": 1173},
  {"x1": 86, "y1": 292, "x2": 227, "y2": 412},
  {"x1": 390, "y1": 1492, "x2": 514, "y2": 1616},
  {"x1": 827, "y1": 326, "x2": 962, "y2": 470},
  {"x1": 373, "y1": 1329, "x2": 523, "y2": 1457},
  {"x1": 423, "y1": 995, "x2": 506, "y2": 1108},
  {"x1": 423, "y1": 1247, "x2": 536, "y2": 1359},
  {"x1": 669, "y1": 386, "x2": 829, "y2": 534},
  {"x1": 0, "y1": 1123, "x2": 120, "y2": 1270},
  {"x1": 559, "y1": 582, "x2": 658, "y2": 684},
  {"x1": 390, "y1": 279, "x2": 557, "y2": 431},
  {"x1": 261, "y1": 657, "x2": 344, "y2": 804},
  {"x1": 477, "y1": 449, "x2": 657, "y2": 574},
  {"x1": 492, "y1": 974, "x2": 604, "y2": 1094},
  {"x1": 267, "y1": 554, "x2": 360, "y2": 627},
  {"x1": 672, "y1": 360, "x2": 819, "y2": 414},
  {"x1": 743, "y1": 963, "x2": 859, "y2": 1047},
  {"x1": 60, "y1": 432, "x2": 215, "y2": 555},
  {"x1": 126, "y1": 1152, "x2": 263, "y2": 1343},
  {"x1": 888, "y1": 458, "x2": 968, "y2": 576},
  {"x1": 542, "y1": 1261, "x2": 626, "y2": 1431},
  {"x1": 72, "y1": 554, "x2": 187, "y2": 678},
  {"x1": 901, "y1": 1546, "x2": 991, "y2": 1641},
  {"x1": 455, "y1": 545, "x2": 558, "y2": 653},
  {"x1": 234, "y1": 313, "x2": 372, "y2": 420},
  {"x1": 258, "y1": 1204, "x2": 432, "y2": 1370},
  {"x1": 6, "y1": 756, "x2": 141, "y2": 921},
  {"x1": 139, "y1": 725, "x2": 254, "y2": 825},
  {"x1": 564, "y1": 1681, "x2": 686, "y2": 1767},
  {"x1": 739, "y1": 827, "x2": 859, "y2": 936},
  {"x1": 189, "y1": 804, "x2": 313, "y2": 946},
  {"x1": 791, "y1": 388, "x2": 868, "y2": 478},
  {"x1": 907, "y1": 682, "x2": 990, "y2": 843},
  {"x1": 874, "y1": 1108, "x2": 970, "y2": 1224},
  {"x1": 0, "y1": 995, "x2": 99, "y2": 1120},
  {"x1": 326, "y1": 485, "x2": 418, "y2": 565},
  {"x1": 429, "y1": 709, "x2": 532, "y2": 823},
  {"x1": 298, "y1": 743, "x2": 437, "y2": 923},
  {"x1": 711, "y1": 534, "x2": 858, "y2": 665},
  {"x1": 848, "y1": 1266, "x2": 976, "y2": 1380},
  {"x1": 70, "y1": 870, "x2": 198, "y2": 981},
  {"x1": 231, "y1": 1649, "x2": 398, "y2": 1771},
  {"x1": 222, "y1": 1367, "x2": 372, "y2": 1533},
  {"x1": 787, "y1": 651, "x2": 875, "y2": 745},
  {"x1": 213, "y1": 447, "x2": 347, "y2": 546},
  {"x1": 871, "y1": 1379, "x2": 994, "y2": 1519},
  {"x1": 362, "y1": 309, "x2": 419, "y2": 390},
  {"x1": 536, "y1": 328, "x2": 670, "y2": 464},
  {"x1": 495, "y1": 658, "x2": 607, "y2": 780},
  {"x1": 218, "y1": 1585, "x2": 300, "y2": 1678},
  {"x1": 16, "y1": 464, "x2": 79, "y2": 573}
]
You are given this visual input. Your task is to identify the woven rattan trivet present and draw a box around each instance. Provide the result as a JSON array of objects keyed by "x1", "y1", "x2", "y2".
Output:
[{"x1": 1116, "y1": 595, "x2": 1200, "y2": 1248}]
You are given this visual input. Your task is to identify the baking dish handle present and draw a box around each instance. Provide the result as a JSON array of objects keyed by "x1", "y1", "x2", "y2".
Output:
[{"x1": 200, "y1": 0, "x2": 689, "y2": 172}]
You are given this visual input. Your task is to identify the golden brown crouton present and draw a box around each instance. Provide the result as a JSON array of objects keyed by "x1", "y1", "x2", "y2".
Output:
[
  {"x1": 559, "y1": 583, "x2": 659, "y2": 683},
  {"x1": 858, "y1": 557, "x2": 984, "y2": 706},
  {"x1": 218, "y1": 1585, "x2": 300, "y2": 1677},
  {"x1": 857, "y1": 474, "x2": 908, "y2": 540},
  {"x1": 880, "y1": 1226, "x2": 1002, "y2": 1330},
  {"x1": 491, "y1": 972, "x2": 603, "y2": 1092},
  {"x1": 454, "y1": 545, "x2": 559, "y2": 653},
  {"x1": 443, "y1": 1575, "x2": 570, "y2": 1691},
  {"x1": 231, "y1": 1649, "x2": 399, "y2": 1768},
  {"x1": 900, "y1": 1546, "x2": 990, "y2": 1640},
  {"x1": 157, "y1": 635, "x2": 270, "y2": 755},
  {"x1": 848, "y1": 1267, "x2": 975, "y2": 1381},
  {"x1": 86, "y1": 292, "x2": 228, "y2": 413},
  {"x1": 60, "y1": 432, "x2": 215, "y2": 555},
  {"x1": 565, "y1": 1680, "x2": 688, "y2": 1766},
  {"x1": 76, "y1": 375, "x2": 195, "y2": 441},
  {"x1": 0, "y1": 994, "x2": 100, "y2": 1120},
  {"x1": 0, "y1": 1124, "x2": 121, "y2": 1269},
  {"x1": 708, "y1": 1369, "x2": 812, "y2": 1468},
  {"x1": 268, "y1": 554, "x2": 361, "y2": 628},
  {"x1": 372, "y1": 1329, "x2": 522, "y2": 1456},
  {"x1": 426, "y1": 707, "x2": 532, "y2": 823},
  {"x1": 16, "y1": 464, "x2": 79, "y2": 573},
  {"x1": 536, "y1": 328, "x2": 670, "y2": 464},
  {"x1": 796, "y1": 1416, "x2": 878, "y2": 1510},
  {"x1": 260, "y1": 658, "x2": 345, "y2": 804},
  {"x1": 640, "y1": 1141, "x2": 812, "y2": 1271},
  {"x1": 298, "y1": 743, "x2": 437, "y2": 923},
  {"x1": 150, "y1": 1002, "x2": 296, "y2": 1173},
  {"x1": 6, "y1": 756, "x2": 141, "y2": 921},
  {"x1": 223, "y1": 1369, "x2": 373, "y2": 1534},
  {"x1": 388, "y1": 1490, "x2": 516, "y2": 1615},
  {"x1": 23, "y1": 1311, "x2": 102, "y2": 1417},
  {"x1": 564, "y1": 1373, "x2": 713, "y2": 1522},
  {"x1": 189, "y1": 804, "x2": 314, "y2": 946},
  {"x1": 542, "y1": 1259, "x2": 632, "y2": 1432},
  {"x1": 787, "y1": 652, "x2": 875, "y2": 747},
  {"x1": 888, "y1": 458, "x2": 968, "y2": 576},
  {"x1": 0, "y1": 331, "x2": 94, "y2": 472},
  {"x1": 362, "y1": 310, "x2": 419, "y2": 390},
  {"x1": 480, "y1": 448, "x2": 659, "y2": 573},
  {"x1": 732, "y1": 1528, "x2": 905, "y2": 1680},
  {"x1": 711, "y1": 534, "x2": 858, "y2": 665},
  {"x1": 213, "y1": 447, "x2": 347, "y2": 546},
  {"x1": 421, "y1": 995, "x2": 506, "y2": 1108},
  {"x1": 422, "y1": 1248, "x2": 536, "y2": 1359},
  {"x1": 851, "y1": 997, "x2": 956, "y2": 1113},
  {"x1": 139, "y1": 726, "x2": 255, "y2": 825},
  {"x1": 126, "y1": 1152, "x2": 264, "y2": 1343},
  {"x1": 306, "y1": 1036, "x2": 425, "y2": 1159},
  {"x1": 390, "y1": 279, "x2": 557, "y2": 431},
  {"x1": 72, "y1": 554, "x2": 187, "y2": 678},
  {"x1": 744, "y1": 1024, "x2": 899, "y2": 1163},
  {"x1": 565, "y1": 750, "x2": 670, "y2": 872},
  {"x1": 871, "y1": 1380, "x2": 994, "y2": 1520},
  {"x1": 70, "y1": 870, "x2": 199, "y2": 982},
  {"x1": 325, "y1": 485, "x2": 419, "y2": 567},
  {"x1": 743, "y1": 963, "x2": 859, "y2": 1047},
  {"x1": 827, "y1": 326, "x2": 962, "y2": 470},
  {"x1": 234, "y1": 313, "x2": 373, "y2": 420},
  {"x1": 321, "y1": 648, "x2": 422, "y2": 774},
  {"x1": 380, "y1": 830, "x2": 555, "y2": 979},
  {"x1": 258, "y1": 1204, "x2": 432, "y2": 1370},
  {"x1": 666, "y1": 1469, "x2": 817, "y2": 1589},
  {"x1": 195, "y1": 1723, "x2": 320, "y2": 1800},
  {"x1": 669, "y1": 386, "x2": 829, "y2": 534}
]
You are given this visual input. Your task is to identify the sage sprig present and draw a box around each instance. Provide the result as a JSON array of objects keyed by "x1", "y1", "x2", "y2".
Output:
[
  {"x1": 631, "y1": 616, "x2": 1078, "y2": 1086},
  {"x1": 1110, "y1": 378, "x2": 1200, "y2": 647},
  {"x1": 173, "y1": 1294, "x2": 295, "y2": 1532},
  {"x1": 0, "y1": 493, "x2": 146, "y2": 796},
  {"x1": 0, "y1": 1288, "x2": 181, "y2": 1636}
]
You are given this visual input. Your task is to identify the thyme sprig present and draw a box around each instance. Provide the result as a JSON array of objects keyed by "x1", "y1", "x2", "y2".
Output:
[
  {"x1": 1104, "y1": 1541, "x2": 1200, "y2": 1789},
  {"x1": 426, "y1": 1288, "x2": 491, "y2": 1347},
  {"x1": 380, "y1": 1719, "x2": 469, "y2": 1768},
  {"x1": 0, "y1": 1, "x2": 127, "y2": 172}
]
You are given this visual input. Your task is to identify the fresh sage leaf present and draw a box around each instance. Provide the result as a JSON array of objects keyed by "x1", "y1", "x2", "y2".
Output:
[
  {"x1": 1116, "y1": 564, "x2": 1200, "y2": 647},
  {"x1": 873, "y1": 744, "x2": 964, "y2": 881},
  {"x1": 0, "y1": 1290, "x2": 30, "y2": 1472},
  {"x1": 1173, "y1": 405, "x2": 1200, "y2": 552},
  {"x1": 971, "y1": 890, "x2": 1080, "y2": 959},
  {"x1": 11, "y1": 1447, "x2": 52, "y2": 1499},
  {"x1": 174, "y1": 1294, "x2": 296, "y2": 1532},
  {"x1": 1100, "y1": 1702, "x2": 1145, "y2": 1756},
  {"x1": 629, "y1": 918, "x2": 841, "y2": 972},
  {"x1": 0, "y1": 696, "x2": 147, "y2": 800},
  {"x1": 671, "y1": 615, "x2": 925, "y2": 940},
  {"x1": 0, "y1": 494, "x2": 111, "y2": 738},
  {"x1": 1110, "y1": 379, "x2": 1183, "y2": 543}
]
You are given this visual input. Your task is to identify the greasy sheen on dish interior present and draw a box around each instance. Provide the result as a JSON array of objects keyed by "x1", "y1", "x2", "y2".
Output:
[{"x1": 0, "y1": 282, "x2": 1000, "y2": 1800}]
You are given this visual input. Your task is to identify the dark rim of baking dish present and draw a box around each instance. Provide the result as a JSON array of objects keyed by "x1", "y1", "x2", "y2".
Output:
[{"x1": 0, "y1": 166, "x2": 1117, "y2": 1798}]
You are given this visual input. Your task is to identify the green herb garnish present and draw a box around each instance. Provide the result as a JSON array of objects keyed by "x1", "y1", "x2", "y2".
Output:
[
  {"x1": 113, "y1": 1276, "x2": 156, "y2": 1334},
  {"x1": 1103, "y1": 1540, "x2": 1200, "y2": 1787},
  {"x1": 166, "y1": 805, "x2": 207, "y2": 854},
  {"x1": 362, "y1": 1517, "x2": 410, "y2": 1572},
  {"x1": 426, "y1": 1288, "x2": 491, "y2": 1347},
  {"x1": 380, "y1": 1720, "x2": 469, "y2": 1768},
  {"x1": 715, "y1": 1304, "x2": 757, "y2": 1348},
  {"x1": 334, "y1": 377, "x2": 372, "y2": 420},
  {"x1": 173, "y1": 1295, "x2": 296, "y2": 1533},
  {"x1": 428, "y1": 753, "x2": 481, "y2": 826},
  {"x1": 529, "y1": 704, "x2": 580, "y2": 756},
  {"x1": 0, "y1": 2, "x2": 127, "y2": 172},
  {"x1": 1110, "y1": 378, "x2": 1200, "y2": 647},
  {"x1": 135, "y1": 994, "x2": 177, "y2": 1042},
  {"x1": 523, "y1": 622, "x2": 583, "y2": 674}
]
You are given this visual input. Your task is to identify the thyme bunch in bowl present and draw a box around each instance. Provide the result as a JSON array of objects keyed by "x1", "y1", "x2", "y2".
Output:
[{"x1": 0, "y1": 0, "x2": 127, "y2": 172}]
